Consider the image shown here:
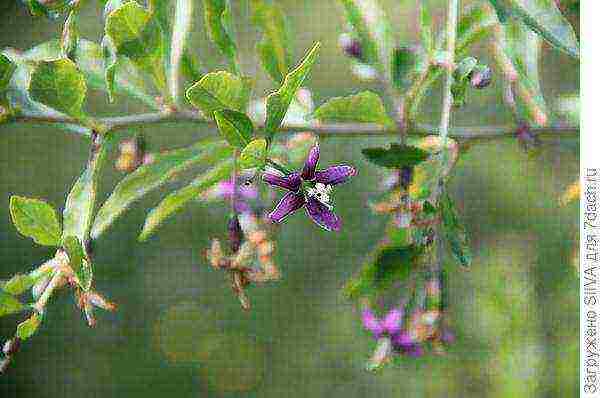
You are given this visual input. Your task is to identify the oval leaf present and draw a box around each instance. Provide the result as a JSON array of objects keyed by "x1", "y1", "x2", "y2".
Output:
[
  {"x1": 9, "y1": 196, "x2": 61, "y2": 246},
  {"x1": 186, "y1": 71, "x2": 252, "y2": 117},
  {"x1": 239, "y1": 138, "x2": 267, "y2": 169},
  {"x1": 362, "y1": 143, "x2": 430, "y2": 169},
  {"x1": 139, "y1": 160, "x2": 234, "y2": 241},
  {"x1": 91, "y1": 139, "x2": 232, "y2": 239},
  {"x1": 29, "y1": 58, "x2": 87, "y2": 119},
  {"x1": 0, "y1": 291, "x2": 26, "y2": 317},
  {"x1": 16, "y1": 313, "x2": 41, "y2": 341},
  {"x1": 214, "y1": 109, "x2": 254, "y2": 148},
  {"x1": 312, "y1": 91, "x2": 393, "y2": 126}
]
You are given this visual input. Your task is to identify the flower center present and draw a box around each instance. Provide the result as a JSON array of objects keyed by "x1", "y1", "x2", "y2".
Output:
[{"x1": 306, "y1": 183, "x2": 333, "y2": 207}]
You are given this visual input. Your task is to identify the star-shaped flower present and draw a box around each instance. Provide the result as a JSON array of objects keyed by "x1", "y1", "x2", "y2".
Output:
[{"x1": 262, "y1": 144, "x2": 356, "y2": 231}]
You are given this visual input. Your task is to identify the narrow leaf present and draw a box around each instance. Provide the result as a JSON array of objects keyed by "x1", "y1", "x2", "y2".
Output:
[
  {"x1": 0, "y1": 54, "x2": 16, "y2": 91},
  {"x1": 185, "y1": 71, "x2": 252, "y2": 117},
  {"x1": 362, "y1": 143, "x2": 430, "y2": 169},
  {"x1": 265, "y1": 42, "x2": 320, "y2": 140},
  {"x1": 251, "y1": 0, "x2": 293, "y2": 82},
  {"x1": 139, "y1": 160, "x2": 234, "y2": 241},
  {"x1": 9, "y1": 196, "x2": 61, "y2": 246},
  {"x1": 61, "y1": 10, "x2": 80, "y2": 61},
  {"x1": 439, "y1": 192, "x2": 472, "y2": 268},
  {"x1": 214, "y1": 109, "x2": 254, "y2": 148},
  {"x1": 204, "y1": 0, "x2": 238, "y2": 73},
  {"x1": 3, "y1": 268, "x2": 51, "y2": 296},
  {"x1": 29, "y1": 59, "x2": 87, "y2": 119},
  {"x1": 170, "y1": 0, "x2": 194, "y2": 103},
  {"x1": 91, "y1": 139, "x2": 232, "y2": 239},
  {"x1": 16, "y1": 313, "x2": 41, "y2": 341},
  {"x1": 312, "y1": 91, "x2": 393, "y2": 126}
]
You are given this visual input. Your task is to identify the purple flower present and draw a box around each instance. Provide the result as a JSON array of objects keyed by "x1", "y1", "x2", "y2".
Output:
[
  {"x1": 262, "y1": 144, "x2": 356, "y2": 231},
  {"x1": 392, "y1": 331, "x2": 424, "y2": 357},
  {"x1": 361, "y1": 307, "x2": 403, "y2": 339}
]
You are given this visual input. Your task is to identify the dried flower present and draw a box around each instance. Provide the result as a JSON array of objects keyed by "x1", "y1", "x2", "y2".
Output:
[{"x1": 263, "y1": 144, "x2": 356, "y2": 231}]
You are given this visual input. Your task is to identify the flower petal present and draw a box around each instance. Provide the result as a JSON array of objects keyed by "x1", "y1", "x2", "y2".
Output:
[
  {"x1": 314, "y1": 165, "x2": 357, "y2": 185},
  {"x1": 305, "y1": 197, "x2": 341, "y2": 231},
  {"x1": 262, "y1": 172, "x2": 301, "y2": 191},
  {"x1": 301, "y1": 144, "x2": 320, "y2": 180},
  {"x1": 268, "y1": 192, "x2": 305, "y2": 223},
  {"x1": 381, "y1": 308, "x2": 403, "y2": 335},
  {"x1": 361, "y1": 309, "x2": 383, "y2": 337}
]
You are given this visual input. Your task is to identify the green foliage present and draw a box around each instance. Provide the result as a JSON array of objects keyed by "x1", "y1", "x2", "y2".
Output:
[
  {"x1": 139, "y1": 160, "x2": 234, "y2": 241},
  {"x1": 344, "y1": 244, "x2": 423, "y2": 299},
  {"x1": 62, "y1": 134, "x2": 115, "y2": 244},
  {"x1": 0, "y1": 291, "x2": 26, "y2": 317},
  {"x1": 489, "y1": 0, "x2": 580, "y2": 58},
  {"x1": 312, "y1": 91, "x2": 393, "y2": 126},
  {"x1": 16, "y1": 313, "x2": 41, "y2": 341},
  {"x1": 239, "y1": 138, "x2": 267, "y2": 169},
  {"x1": 63, "y1": 236, "x2": 93, "y2": 290},
  {"x1": 251, "y1": 0, "x2": 293, "y2": 83},
  {"x1": 104, "y1": 1, "x2": 166, "y2": 91},
  {"x1": 29, "y1": 59, "x2": 87, "y2": 119},
  {"x1": 203, "y1": 0, "x2": 238, "y2": 73},
  {"x1": 91, "y1": 139, "x2": 233, "y2": 239},
  {"x1": 338, "y1": 0, "x2": 394, "y2": 83},
  {"x1": 3, "y1": 268, "x2": 51, "y2": 296},
  {"x1": 186, "y1": 71, "x2": 252, "y2": 117},
  {"x1": 214, "y1": 109, "x2": 254, "y2": 148},
  {"x1": 0, "y1": 54, "x2": 16, "y2": 92},
  {"x1": 9, "y1": 196, "x2": 62, "y2": 247},
  {"x1": 362, "y1": 144, "x2": 429, "y2": 169},
  {"x1": 264, "y1": 42, "x2": 320, "y2": 141},
  {"x1": 439, "y1": 192, "x2": 472, "y2": 269},
  {"x1": 61, "y1": 10, "x2": 79, "y2": 61}
]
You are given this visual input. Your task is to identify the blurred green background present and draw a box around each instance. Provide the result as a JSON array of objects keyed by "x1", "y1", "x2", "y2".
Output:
[{"x1": 0, "y1": 1, "x2": 579, "y2": 397}]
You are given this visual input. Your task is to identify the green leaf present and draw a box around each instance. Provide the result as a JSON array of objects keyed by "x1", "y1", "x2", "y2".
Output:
[
  {"x1": 3, "y1": 267, "x2": 51, "y2": 296},
  {"x1": 344, "y1": 244, "x2": 422, "y2": 299},
  {"x1": 362, "y1": 143, "x2": 430, "y2": 169},
  {"x1": 63, "y1": 236, "x2": 92, "y2": 290},
  {"x1": 29, "y1": 59, "x2": 87, "y2": 119},
  {"x1": 312, "y1": 91, "x2": 393, "y2": 126},
  {"x1": 489, "y1": 0, "x2": 579, "y2": 58},
  {"x1": 204, "y1": 0, "x2": 238, "y2": 73},
  {"x1": 439, "y1": 192, "x2": 472, "y2": 268},
  {"x1": 9, "y1": 196, "x2": 61, "y2": 246},
  {"x1": 105, "y1": 1, "x2": 166, "y2": 88},
  {"x1": 170, "y1": 0, "x2": 194, "y2": 102},
  {"x1": 239, "y1": 138, "x2": 267, "y2": 169},
  {"x1": 264, "y1": 42, "x2": 320, "y2": 141},
  {"x1": 251, "y1": 0, "x2": 293, "y2": 82},
  {"x1": 214, "y1": 109, "x2": 254, "y2": 148},
  {"x1": 420, "y1": 2, "x2": 434, "y2": 55},
  {"x1": 391, "y1": 47, "x2": 423, "y2": 91},
  {"x1": 0, "y1": 291, "x2": 25, "y2": 317},
  {"x1": 16, "y1": 313, "x2": 41, "y2": 341},
  {"x1": 186, "y1": 71, "x2": 252, "y2": 117},
  {"x1": 338, "y1": 0, "x2": 395, "y2": 83},
  {"x1": 139, "y1": 160, "x2": 234, "y2": 241},
  {"x1": 61, "y1": 10, "x2": 80, "y2": 61},
  {"x1": 91, "y1": 139, "x2": 232, "y2": 239},
  {"x1": 62, "y1": 134, "x2": 115, "y2": 243},
  {"x1": 0, "y1": 54, "x2": 16, "y2": 92}
]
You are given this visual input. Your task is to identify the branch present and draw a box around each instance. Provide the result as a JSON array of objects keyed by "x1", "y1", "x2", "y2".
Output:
[{"x1": 7, "y1": 111, "x2": 579, "y2": 140}]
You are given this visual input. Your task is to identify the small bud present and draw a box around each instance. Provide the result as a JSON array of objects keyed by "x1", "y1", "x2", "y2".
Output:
[
  {"x1": 228, "y1": 215, "x2": 243, "y2": 253},
  {"x1": 338, "y1": 33, "x2": 363, "y2": 60},
  {"x1": 400, "y1": 166, "x2": 413, "y2": 189},
  {"x1": 3, "y1": 338, "x2": 21, "y2": 357},
  {"x1": 469, "y1": 65, "x2": 492, "y2": 89},
  {"x1": 515, "y1": 124, "x2": 541, "y2": 153}
]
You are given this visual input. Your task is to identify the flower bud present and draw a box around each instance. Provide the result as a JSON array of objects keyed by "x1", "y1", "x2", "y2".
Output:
[
  {"x1": 469, "y1": 65, "x2": 492, "y2": 89},
  {"x1": 339, "y1": 33, "x2": 363, "y2": 60},
  {"x1": 228, "y1": 215, "x2": 243, "y2": 253}
]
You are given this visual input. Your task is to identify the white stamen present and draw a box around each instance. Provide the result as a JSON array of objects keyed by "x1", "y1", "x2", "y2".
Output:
[{"x1": 307, "y1": 183, "x2": 334, "y2": 208}]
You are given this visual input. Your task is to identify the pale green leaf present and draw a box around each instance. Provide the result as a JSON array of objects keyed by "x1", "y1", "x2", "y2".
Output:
[
  {"x1": 139, "y1": 160, "x2": 234, "y2": 241},
  {"x1": 9, "y1": 196, "x2": 61, "y2": 246},
  {"x1": 264, "y1": 42, "x2": 320, "y2": 140},
  {"x1": 185, "y1": 71, "x2": 252, "y2": 117},
  {"x1": 61, "y1": 10, "x2": 80, "y2": 60},
  {"x1": 204, "y1": 0, "x2": 238, "y2": 73},
  {"x1": 239, "y1": 138, "x2": 267, "y2": 169},
  {"x1": 440, "y1": 192, "x2": 472, "y2": 268},
  {"x1": 312, "y1": 91, "x2": 393, "y2": 126},
  {"x1": 251, "y1": 0, "x2": 293, "y2": 82},
  {"x1": 29, "y1": 58, "x2": 87, "y2": 119},
  {"x1": 0, "y1": 291, "x2": 25, "y2": 317},
  {"x1": 16, "y1": 313, "x2": 41, "y2": 341},
  {"x1": 170, "y1": 0, "x2": 194, "y2": 102},
  {"x1": 214, "y1": 109, "x2": 253, "y2": 148},
  {"x1": 3, "y1": 267, "x2": 51, "y2": 296},
  {"x1": 91, "y1": 139, "x2": 232, "y2": 239}
]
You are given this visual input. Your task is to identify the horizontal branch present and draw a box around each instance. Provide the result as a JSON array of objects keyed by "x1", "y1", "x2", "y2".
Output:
[{"x1": 7, "y1": 110, "x2": 579, "y2": 140}]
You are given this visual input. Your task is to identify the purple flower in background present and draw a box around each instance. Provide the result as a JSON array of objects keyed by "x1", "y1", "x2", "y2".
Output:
[
  {"x1": 361, "y1": 307, "x2": 403, "y2": 339},
  {"x1": 262, "y1": 144, "x2": 356, "y2": 231},
  {"x1": 205, "y1": 181, "x2": 258, "y2": 213},
  {"x1": 392, "y1": 331, "x2": 424, "y2": 357}
]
